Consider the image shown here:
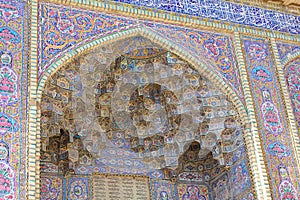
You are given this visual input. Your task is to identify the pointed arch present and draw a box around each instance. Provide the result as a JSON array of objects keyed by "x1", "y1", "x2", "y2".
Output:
[
  {"x1": 37, "y1": 26, "x2": 246, "y2": 117},
  {"x1": 30, "y1": 25, "x2": 266, "y2": 198},
  {"x1": 282, "y1": 54, "x2": 300, "y2": 133},
  {"x1": 282, "y1": 51, "x2": 300, "y2": 66}
]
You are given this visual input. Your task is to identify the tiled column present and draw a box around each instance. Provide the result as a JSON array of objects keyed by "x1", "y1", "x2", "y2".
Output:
[
  {"x1": 28, "y1": 0, "x2": 39, "y2": 199},
  {"x1": 233, "y1": 32, "x2": 272, "y2": 200},
  {"x1": 240, "y1": 35, "x2": 300, "y2": 199},
  {"x1": 270, "y1": 37, "x2": 300, "y2": 176}
]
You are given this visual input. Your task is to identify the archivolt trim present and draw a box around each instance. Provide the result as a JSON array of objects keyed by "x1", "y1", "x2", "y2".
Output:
[
  {"x1": 281, "y1": 51, "x2": 300, "y2": 66},
  {"x1": 272, "y1": 40, "x2": 300, "y2": 176},
  {"x1": 233, "y1": 32, "x2": 272, "y2": 200}
]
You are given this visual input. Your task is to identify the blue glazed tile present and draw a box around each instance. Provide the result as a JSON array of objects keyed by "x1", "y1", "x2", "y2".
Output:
[
  {"x1": 286, "y1": 14, "x2": 297, "y2": 25},
  {"x1": 264, "y1": 10, "x2": 276, "y2": 20},
  {"x1": 218, "y1": 11, "x2": 228, "y2": 21},
  {"x1": 110, "y1": 0, "x2": 299, "y2": 34}
]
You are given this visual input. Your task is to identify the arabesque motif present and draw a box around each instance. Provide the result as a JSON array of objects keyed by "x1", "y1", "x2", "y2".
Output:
[
  {"x1": 276, "y1": 42, "x2": 300, "y2": 63},
  {"x1": 261, "y1": 88, "x2": 283, "y2": 135},
  {"x1": 18, "y1": 0, "x2": 300, "y2": 200},
  {"x1": 278, "y1": 165, "x2": 298, "y2": 200},
  {"x1": 152, "y1": 180, "x2": 174, "y2": 200},
  {"x1": 0, "y1": 0, "x2": 26, "y2": 199},
  {"x1": 211, "y1": 173, "x2": 229, "y2": 200},
  {"x1": 0, "y1": 52, "x2": 18, "y2": 107},
  {"x1": 146, "y1": 23, "x2": 243, "y2": 100},
  {"x1": 177, "y1": 184, "x2": 209, "y2": 200},
  {"x1": 40, "y1": 3, "x2": 243, "y2": 102},
  {"x1": 39, "y1": 3, "x2": 136, "y2": 76},
  {"x1": 230, "y1": 160, "x2": 251, "y2": 196},
  {"x1": 67, "y1": 177, "x2": 89, "y2": 200},
  {"x1": 285, "y1": 58, "x2": 300, "y2": 132},
  {"x1": 0, "y1": 141, "x2": 9, "y2": 162},
  {"x1": 40, "y1": 176, "x2": 63, "y2": 200},
  {"x1": 0, "y1": 162, "x2": 14, "y2": 200},
  {"x1": 243, "y1": 37, "x2": 300, "y2": 199}
]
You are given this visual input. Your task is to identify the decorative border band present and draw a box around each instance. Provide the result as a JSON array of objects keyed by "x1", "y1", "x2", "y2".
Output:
[{"x1": 43, "y1": 0, "x2": 300, "y2": 42}]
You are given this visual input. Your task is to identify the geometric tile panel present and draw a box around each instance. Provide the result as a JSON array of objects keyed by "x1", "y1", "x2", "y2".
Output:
[
  {"x1": 66, "y1": 176, "x2": 90, "y2": 200},
  {"x1": 151, "y1": 179, "x2": 174, "y2": 200},
  {"x1": 40, "y1": 175, "x2": 64, "y2": 200}
]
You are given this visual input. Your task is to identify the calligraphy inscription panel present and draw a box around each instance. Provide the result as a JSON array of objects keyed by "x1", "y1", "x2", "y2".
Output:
[{"x1": 92, "y1": 174, "x2": 150, "y2": 200}]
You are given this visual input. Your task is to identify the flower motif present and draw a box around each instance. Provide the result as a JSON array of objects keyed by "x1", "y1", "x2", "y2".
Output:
[{"x1": 248, "y1": 44, "x2": 267, "y2": 61}]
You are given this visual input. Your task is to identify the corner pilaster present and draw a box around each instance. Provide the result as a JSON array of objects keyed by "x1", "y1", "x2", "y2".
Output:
[
  {"x1": 233, "y1": 32, "x2": 272, "y2": 200},
  {"x1": 28, "y1": 0, "x2": 39, "y2": 199},
  {"x1": 270, "y1": 37, "x2": 300, "y2": 176}
]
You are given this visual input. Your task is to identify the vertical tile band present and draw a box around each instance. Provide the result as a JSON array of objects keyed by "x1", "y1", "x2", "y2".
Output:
[
  {"x1": 28, "y1": 0, "x2": 39, "y2": 199},
  {"x1": 233, "y1": 32, "x2": 272, "y2": 200},
  {"x1": 270, "y1": 37, "x2": 300, "y2": 177}
]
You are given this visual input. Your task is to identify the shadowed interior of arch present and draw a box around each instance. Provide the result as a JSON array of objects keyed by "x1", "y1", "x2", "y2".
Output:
[{"x1": 39, "y1": 36, "x2": 254, "y2": 199}]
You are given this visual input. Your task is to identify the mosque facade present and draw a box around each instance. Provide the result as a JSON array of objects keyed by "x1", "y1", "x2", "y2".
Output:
[{"x1": 0, "y1": 0, "x2": 299, "y2": 199}]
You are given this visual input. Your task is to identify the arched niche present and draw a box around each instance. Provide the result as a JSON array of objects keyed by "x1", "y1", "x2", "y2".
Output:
[{"x1": 31, "y1": 27, "x2": 261, "y2": 199}]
